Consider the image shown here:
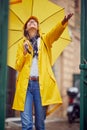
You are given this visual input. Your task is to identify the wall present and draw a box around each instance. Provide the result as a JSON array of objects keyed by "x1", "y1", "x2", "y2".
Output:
[{"x1": 47, "y1": 0, "x2": 80, "y2": 120}]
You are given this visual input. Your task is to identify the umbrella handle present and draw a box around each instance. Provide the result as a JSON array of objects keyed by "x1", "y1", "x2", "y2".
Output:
[
  {"x1": 23, "y1": 40, "x2": 31, "y2": 55},
  {"x1": 25, "y1": 44, "x2": 31, "y2": 54}
]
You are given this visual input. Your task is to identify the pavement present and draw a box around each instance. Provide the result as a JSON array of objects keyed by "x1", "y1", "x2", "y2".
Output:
[
  {"x1": 46, "y1": 121, "x2": 79, "y2": 130},
  {"x1": 5, "y1": 118, "x2": 80, "y2": 130}
]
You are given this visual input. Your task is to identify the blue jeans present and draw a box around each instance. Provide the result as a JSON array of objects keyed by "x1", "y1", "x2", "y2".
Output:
[{"x1": 20, "y1": 80, "x2": 47, "y2": 130}]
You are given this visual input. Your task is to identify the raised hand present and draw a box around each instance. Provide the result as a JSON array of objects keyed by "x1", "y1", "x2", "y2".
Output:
[{"x1": 62, "y1": 13, "x2": 73, "y2": 25}]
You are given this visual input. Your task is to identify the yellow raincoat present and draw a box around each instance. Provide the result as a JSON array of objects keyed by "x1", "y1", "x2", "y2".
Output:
[{"x1": 12, "y1": 22, "x2": 67, "y2": 111}]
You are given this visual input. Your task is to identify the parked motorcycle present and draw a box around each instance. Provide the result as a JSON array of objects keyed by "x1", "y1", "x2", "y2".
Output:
[{"x1": 67, "y1": 87, "x2": 80, "y2": 123}]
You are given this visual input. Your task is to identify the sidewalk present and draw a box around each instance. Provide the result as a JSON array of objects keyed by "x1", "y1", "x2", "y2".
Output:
[
  {"x1": 5, "y1": 118, "x2": 80, "y2": 130},
  {"x1": 46, "y1": 121, "x2": 79, "y2": 130}
]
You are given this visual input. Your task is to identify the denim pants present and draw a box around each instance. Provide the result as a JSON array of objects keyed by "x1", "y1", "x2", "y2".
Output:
[{"x1": 20, "y1": 80, "x2": 47, "y2": 130}]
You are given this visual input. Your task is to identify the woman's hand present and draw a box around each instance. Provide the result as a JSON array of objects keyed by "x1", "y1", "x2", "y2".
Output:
[
  {"x1": 62, "y1": 13, "x2": 73, "y2": 25},
  {"x1": 23, "y1": 40, "x2": 29, "y2": 55}
]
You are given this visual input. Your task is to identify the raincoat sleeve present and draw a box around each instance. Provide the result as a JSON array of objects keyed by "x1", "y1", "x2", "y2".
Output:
[
  {"x1": 15, "y1": 42, "x2": 26, "y2": 71},
  {"x1": 44, "y1": 22, "x2": 67, "y2": 48}
]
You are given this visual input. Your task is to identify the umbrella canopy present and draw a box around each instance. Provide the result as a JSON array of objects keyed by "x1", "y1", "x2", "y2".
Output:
[{"x1": 8, "y1": 0, "x2": 71, "y2": 69}]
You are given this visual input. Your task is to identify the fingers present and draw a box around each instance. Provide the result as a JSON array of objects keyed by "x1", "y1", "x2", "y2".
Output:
[
  {"x1": 24, "y1": 40, "x2": 29, "y2": 46},
  {"x1": 67, "y1": 13, "x2": 73, "y2": 20},
  {"x1": 23, "y1": 40, "x2": 29, "y2": 55},
  {"x1": 23, "y1": 40, "x2": 29, "y2": 49}
]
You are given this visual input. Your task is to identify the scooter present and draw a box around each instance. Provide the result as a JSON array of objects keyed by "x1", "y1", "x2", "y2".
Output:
[{"x1": 67, "y1": 87, "x2": 80, "y2": 123}]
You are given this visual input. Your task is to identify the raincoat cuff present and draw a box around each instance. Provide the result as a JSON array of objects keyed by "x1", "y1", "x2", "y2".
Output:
[{"x1": 61, "y1": 21, "x2": 68, "y2": 28}]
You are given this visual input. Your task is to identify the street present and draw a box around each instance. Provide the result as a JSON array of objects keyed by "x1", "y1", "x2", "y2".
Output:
[
  {"x1": 5, "y1": 120, "x2": 80, "y2": 130},
  {"x1": 46, "y1": 121, "x2": 80, "y2": 130}
]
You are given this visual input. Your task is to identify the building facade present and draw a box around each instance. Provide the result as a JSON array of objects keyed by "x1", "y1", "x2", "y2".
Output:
[{"x1": 47, "y1": 0, "x2": 80, "y2": 120}]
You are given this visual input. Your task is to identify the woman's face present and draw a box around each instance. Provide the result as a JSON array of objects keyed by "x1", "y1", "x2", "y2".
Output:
[
  {"x1": 26, "y1": 19, "x2": 38, "y2": 31},
  {"x1": 26, "y1": 19, "x2": 39, "y2": 38}
]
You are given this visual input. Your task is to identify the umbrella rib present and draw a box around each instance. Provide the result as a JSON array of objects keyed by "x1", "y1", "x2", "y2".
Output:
[
  {"x1": 10, "y1": 9, "x2": 24, "y2": 25},
  {"x1": 8, "y1": 29, "x2": 22, "y2": 32},
  {"x1": 8, "y1": 37, "x2": 23, "y2": 49},
  {"x1": 31, "y1": 0, "x2": 34, "y2": 16},
  {"x1": 40, "y1": 8, "x2": 64, "y2": 24}
]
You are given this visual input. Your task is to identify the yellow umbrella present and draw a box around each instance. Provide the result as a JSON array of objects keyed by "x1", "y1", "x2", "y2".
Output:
[{"x1": 8, "y1": 0, "x2": 71, "y2": 69}]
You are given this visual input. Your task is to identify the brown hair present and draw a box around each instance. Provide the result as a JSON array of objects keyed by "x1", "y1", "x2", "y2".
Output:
[{"x1": 23, "y1": 16, "x2": 40, "y2": 38}]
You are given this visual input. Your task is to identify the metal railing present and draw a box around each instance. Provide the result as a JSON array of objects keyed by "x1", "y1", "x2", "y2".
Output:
[{"x1": 0, "y1": 0, "x2": 9, "y2": 129}]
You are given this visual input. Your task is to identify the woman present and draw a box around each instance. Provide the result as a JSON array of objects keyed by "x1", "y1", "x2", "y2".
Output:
[{"x1": 12, "y1": 13, "x2": 73, "y2": 130}]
